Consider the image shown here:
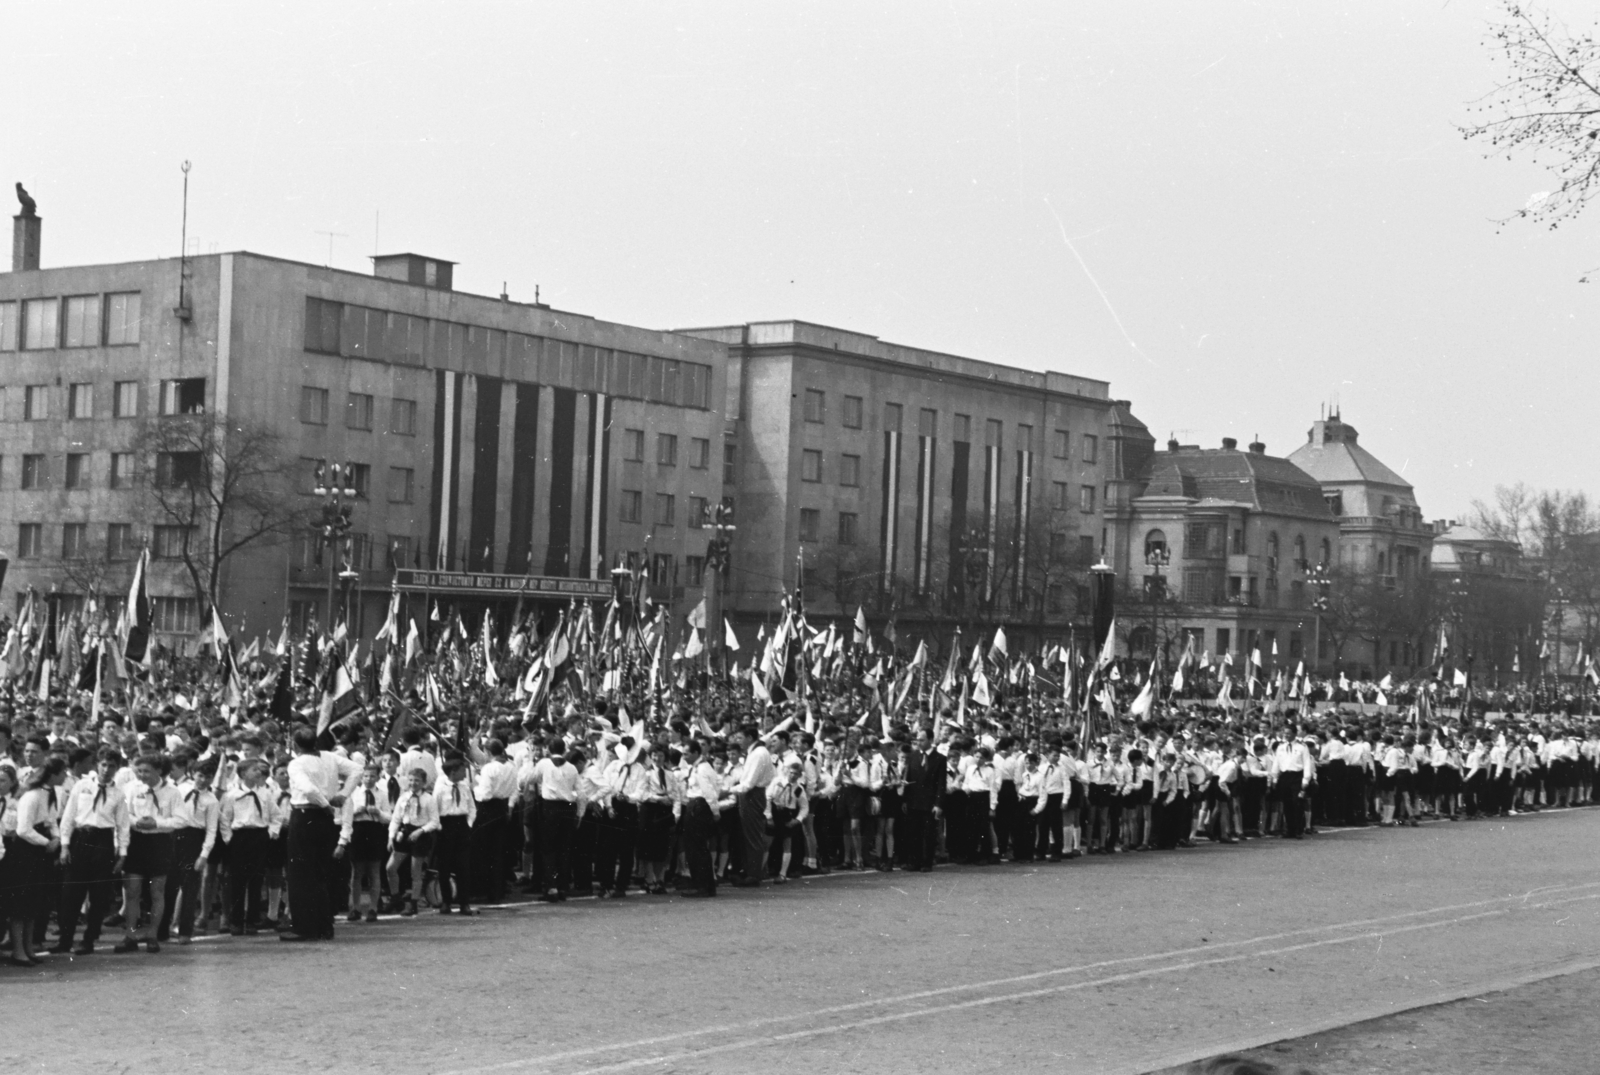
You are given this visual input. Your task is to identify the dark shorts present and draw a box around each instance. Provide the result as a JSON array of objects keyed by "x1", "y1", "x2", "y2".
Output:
[
  {"x1": 126, "y1": 830, "x2": 176, "y2": 878},
  {"x1": 839, "y1": 785, "x2": 869, "y2": 821}
]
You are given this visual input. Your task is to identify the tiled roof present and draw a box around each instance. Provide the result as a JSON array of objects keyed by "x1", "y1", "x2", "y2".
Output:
[
  {"x1": 1138, "y1": 448, "x2": 1331, "y2": 518},
  {"x1": 1286, "y1": 418, "x2": 1411, "y2": 488}
]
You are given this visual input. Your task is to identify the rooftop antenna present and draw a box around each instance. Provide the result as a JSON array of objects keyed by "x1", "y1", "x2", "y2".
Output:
[
  {"x1": 175, "y1": 161, "x2": 193, "y2": 321},
  {"x1": 500, "y1": 281, "x2": 509, "y2": 302},
  {"x1": 534, "y1": 284, "x2": 541, "y2": 304},
  {"x1": 315, "y1": 230, "x2": 348, "y2": 267}
]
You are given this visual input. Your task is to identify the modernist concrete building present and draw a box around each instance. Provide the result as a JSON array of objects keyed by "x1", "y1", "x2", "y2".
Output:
[
  {"x1": 676, "y1": 320, "x2": 1156, "y2": 650},
  {"x1": 0, "y1": 229, "x2": 727, "y2": 641}
]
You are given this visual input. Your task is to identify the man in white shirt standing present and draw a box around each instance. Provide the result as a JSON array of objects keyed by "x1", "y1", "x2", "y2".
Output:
[
  {"x1": 282, "y1": 727, "x2": 361, "y2": 942},
  {"x1": 1271, "y1": 730, "x2": 1314, "y2": 839},
  {"x1": 732, "y1": 725, "x2": 775, "y2": 887}
]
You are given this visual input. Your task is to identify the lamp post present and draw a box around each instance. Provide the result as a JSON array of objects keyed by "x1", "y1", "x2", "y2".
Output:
[
  {"x1": 703, "y1": 499, "x2": 736, "y2": 669},
  {"x1": 1144, "y1": 545, "x2": 1171, "y2": 665},
  {"x1": 1308, "y1": 561, "x2": 1332, "y2": 676},
  {"x1": 313, "y1": 462, "x2": 358, "y2": 632}
]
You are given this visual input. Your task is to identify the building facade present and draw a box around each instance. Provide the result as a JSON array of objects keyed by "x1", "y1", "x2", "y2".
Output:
[
  {"x1": 677, "y1": 321, "x2": 1155, "y2": 650},
  {"x1": 1115, "y1": 436, "x2": 1342, "y2": 671},
  {"x1": 0, "y1": 242, "x2": 727, "y2": 641}
]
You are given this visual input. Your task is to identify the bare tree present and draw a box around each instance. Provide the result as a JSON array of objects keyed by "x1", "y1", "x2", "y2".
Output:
[
  {"x1": 1462, "y1": 3, "x2": 1600, "y2": 240},
  {"x1": 133, "y1": 412, "x2": 309, "y2": 615}
]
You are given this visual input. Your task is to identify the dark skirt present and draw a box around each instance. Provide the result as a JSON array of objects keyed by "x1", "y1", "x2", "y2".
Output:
[
  {"x1": 350, "y1": 820, "x2": 388, "y2": 862},
  {"x1": 126, "y1": 830, "x2": 176, "y2": 878},
  {"x1": 638, "y1": 802, "x2": 674, "y2": 863}
]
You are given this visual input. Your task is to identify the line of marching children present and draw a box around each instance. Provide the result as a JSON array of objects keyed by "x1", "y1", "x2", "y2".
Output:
[{"x1": 3, "y1": 708, "x2": 1595, "y2": 964}]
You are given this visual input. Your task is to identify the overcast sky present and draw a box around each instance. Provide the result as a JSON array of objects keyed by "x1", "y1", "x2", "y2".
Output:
[{"x1": 7, "y1": 1, "x2": 1595, "y2": 521}]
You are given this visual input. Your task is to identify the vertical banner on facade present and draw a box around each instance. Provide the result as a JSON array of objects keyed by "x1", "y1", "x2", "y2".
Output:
[
  {"x1": 879, "y1": 428, "x2": 901, "y2": 593},
  {"x1": 1013, "y1": 446, "x2": 1032, "y2": 607},
  {"x1": 582, "y1": 393, "x2": 611, "y2": 580},
  {"x1": 544, "y1": 388, "x2": 577, "y2": 577},
  {"x1": 914, "y1": 434, "x2": 934, "y2": 594},
  {"x1": 469, "y1": 376, "x2": 503, "y2": 572},
  {"x1": 948, "y1": 440, "x2": 970, "y2": 602},
  {"x1": 983, "y1": 443, "x2": 1000, "y2": 602},
  {"x1": 506, "y1": 382, "x2": 541, "y2": 574},
  {"x1": 429, "y1": 370, "x2": 462, "y2": 570}
]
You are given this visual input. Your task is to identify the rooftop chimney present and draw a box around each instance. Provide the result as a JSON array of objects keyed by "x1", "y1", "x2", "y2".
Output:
[
  {"x1": 12, "y1": 182, "x2": 40, "y2": 271},
  {"x1": 1167, "y1": 437, "x2": 1181, "y2": 452},
  {"x1": 1248, "y1": 438, "x2": 1266, "y2": 454},
  {"x1": 1221, "y1": 437, "x2": 1238, "y2": 451}
]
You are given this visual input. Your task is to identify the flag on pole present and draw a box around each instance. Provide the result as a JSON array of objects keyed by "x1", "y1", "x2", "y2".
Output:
[
  {"x1": 122, "y1": 548, "x2": 153, "y2": 667},
  {"x1": 724, "y1": 617, "x2": 740, "y2": 652}
]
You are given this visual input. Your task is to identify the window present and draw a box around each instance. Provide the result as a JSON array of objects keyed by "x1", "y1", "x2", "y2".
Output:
[
  {"x1": 22, "y1": 298, "x2": 58, "y2": 350},
  {"x1": 152, "y1": 596, "x2": 199, "y2": 634},
  {"x1": 23, "y1": 385, "x2": 47, "y2": 420},
  {"x1": 390, "y1": 397, "x2": 417, "y2": 435},
  {"x1": 1079, "y1": 535, "x2": 1096, "y2": 560},
  {"x1": 624, "y1": 429, "x2": 645, "y2": 462},
  {"x1": 299, "y1": 386, "x2": 329, "y2": 425},
  {"x1": 690, "y1": 437, "x2": 710, "y2": 469},
  {"x1": 885, "y1": 403, "x2": 903, "y2": 433},
  {"x1": 20, "y1": 454, "x2": 47, "y2": 490},
  {"x1": 838, "y1": 511, "x2": 858, "y2": 545},
  {"x1": 1079, "y1": 485, "x2": 1096, "y2": 513},
  {"x1": 348, "y1": 462, "x2": 371, "y2": 499},
  {"x1": 840, "y1": 453, "x2": 861, "y2": 487},
  {"x1": 153, "y1": 525, "x2": 194, "y2": 560},
  {"x1": 1145, "y1": 529, "x2": 1168, "y2": 560},
  {"x1": 650, "y1": 553, "x2": 676, "y2": 587},
  {"x1": 106, "y1": 523, "x2": 134, "y2": 560},
  {"x1": 1320, "y1": 538, "x2": 1332, "y2": 566},
  {"x1": 304, "y1": 297, "x2": 343, "y2": 354},
  {"x1": 1082, "y1": 434, "x2": 1098, "y2": 463},
  {"x1": 1053, "y1": 430, "x2": 1070, "y2": 459},
  {"x1": 155, "y1": 451, "x2": 203, "y2": 488},
  {"x1": 657, "y1": 433, "x2": 678, "y2": 466},
  {"x1": 105, "y1": 292, "x2": 142, "y2": 345},
  {"x1": 1051, "y1": 531, "x2": 1068, "y2": 559},
  {"x1": 1047, "y1": 584, "x2": 1066, "y2": 613},
  {"x1": 799, "y1": 508, "x2": 820, "y2": 542},
  {"x1": 685, "y1": 555, "x2": 705, "y2": 588},
  {"x1": 842, "y1": 396, "x2": 863, "y2": 429},
  {"x1": 62, "y1": 296, "x2": 101, "y2": 348},
  {"x1": 388, "y1": 466, "x2": 414, "y2": 504},
  {"x1": 113, "y1": 381, "x2": 139, "y2": 418},
  {"x1": 109, "y1": 452, "x2": 134, "y2": 489},
  {"x1": 0, "y1": 301, "x2": 16, "y2": 350},
  {"x1": 801, "y1": 449, "x2": 822, "y2": 483},
  {"x1": 804, "y1": 388, "x2": 826, "y2": 423},
  {"x1": 61, "y1": 523, "x2": 87, "y2": 559},
  {"x1": 619, "y1": 490, "x2": 642, "y2": 523},
  {"x1": 984, "y1": 418, "x2": 1002, "y2": 448},
  {"x1": 723, "y1": 441, "x2": 737, "y2": 484},
  {"x1": 1052, "y1": 481, "x2": 1069, "y2": 510},
  {"x1": 68, "y1": 383, "x2": 93, "y2": 419},
  {"x1": 655, "y1": 493, "x2": 676, "y2": 526},
  {"x1": 346, "y1": 393, "x2": 374, "y2": 431},
  {"x1": 17, "y1": 523, "x2": 42, "y2": 558},
  {"x1": 160, "y1": 378, "x2": 206, "y2": 415},
  {"x1": 688, "y1": 496, "x2": 708, "y2": 529},
  {"x1": 954, "y1": 414, "x2": 971, "y2": 441},
  {"x1": 388, "y1": 535, "x2": 414, "y2": 569},
  {"x1": 65, "y1": 453, "x2": 88, "y2": 490}
]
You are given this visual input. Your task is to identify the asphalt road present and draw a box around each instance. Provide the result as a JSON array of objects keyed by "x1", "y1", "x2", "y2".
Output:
[{"x1": 6, "y1": 808, "x2": 1600, "y2": 1075}]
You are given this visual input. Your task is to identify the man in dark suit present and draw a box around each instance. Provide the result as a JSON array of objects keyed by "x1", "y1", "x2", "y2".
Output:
[{"x1": 901, "y1": 726, "x2": 946, "y2": 872}]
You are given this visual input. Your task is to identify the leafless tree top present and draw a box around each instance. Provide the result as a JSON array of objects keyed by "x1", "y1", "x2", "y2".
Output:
[{"x1": 1462, "y1": 3, "x2": 1600, "y2": 232}]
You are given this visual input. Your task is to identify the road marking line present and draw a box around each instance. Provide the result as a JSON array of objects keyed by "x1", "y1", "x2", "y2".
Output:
[
  {"x1": 1118, "y1": 953, "x2": 1600, "y2": 1075},
  {"x1": 436, "y1": 882, "x2": 1600, "y2": 1075},
  {"x1": 540, "y1": 892, "x2": 1600, "y2": 1075}
]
